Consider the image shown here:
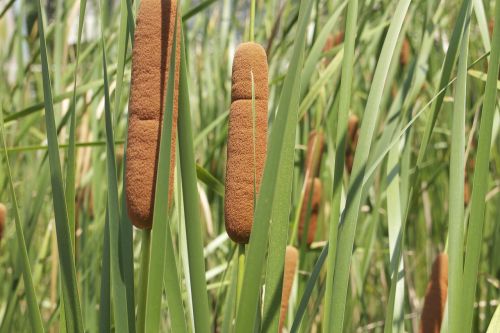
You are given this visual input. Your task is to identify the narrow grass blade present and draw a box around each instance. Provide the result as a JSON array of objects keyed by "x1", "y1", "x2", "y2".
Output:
[
  {"x1": 34, "y1": 1, "x2": 84, "y2": 331},
  {"x1": 99, "y1": 210, "x2": 111, "y2": 333},
  {"x1": 144, "y1": 13, "x2": 188, "y2": 333},
  {"x1": 0, "y1": 109, "x2": 44, "y2": 333},
  {"x1": 177, "y1": 27, "x2": 211, "y2": 332},
  {"x1": 65, "y1": 0, "x2": 87, "y2": 249},
  {"x1": 98, "y1": 2, "x2": 134, "y2": 330},
  {"x1": 329, "y1": 1, "x2": 410, "y2": 332},
  {"x1": 448, "y1": 2, "x2": 472, "y2": 332},
  {"x1": 462, "y1": 0, "x2": 500, "y2": 330},
  {"x1": 323, "y1": 0, "x2": 357, "y2": 331},
  {"x1": 415, "y1": 0, "x2": 471, "y2": 167},
  {"x1": 384, "y1": 146, "x2": 404, "y2": 333}
]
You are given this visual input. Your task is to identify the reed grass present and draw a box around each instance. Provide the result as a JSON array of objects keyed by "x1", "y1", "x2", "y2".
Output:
[{"x1": 0, "y1": 0, "x2": 499, "y2": 332}]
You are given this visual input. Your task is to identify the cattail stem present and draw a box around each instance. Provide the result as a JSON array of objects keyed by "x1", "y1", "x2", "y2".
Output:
[
  {"x1": 249, "y1": 0, "x2": 256, "y2": 42},
  {"x1": 136, "y1": 229, "x2": 151, "y2": 333},
  {"x1": 236, "y1": 244, "x2": 246, "y2": 312}
]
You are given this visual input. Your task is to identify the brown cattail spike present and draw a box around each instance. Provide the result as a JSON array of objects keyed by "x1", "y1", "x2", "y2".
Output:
[
  {"x1": 279, "y1": 246, "x2": 299, "y2": 332},
  {"x1": 225, "y1": 42, "x2": 268, "y2": 244},
  {"x1": 305, "y1": 131, "x2": 325, "y2": 179},
  {"x1": 346, "y1": 114, "x2": 359, "y2": 173},
  {"x1": 400, "y1": 37, "x2": 410, "y2": 67},
  {"x1": 125, "y1": 0, "x2": 180, "y2": 229},
  {"x1": 419, "y1": 253, "x2": 449, "y2": 333},
  {"x1": 0, "y1": 203, "x2": 6, "y2": 243},
  {"x1": 298, "y1": 178, "x2": 322, "y2": 246}
]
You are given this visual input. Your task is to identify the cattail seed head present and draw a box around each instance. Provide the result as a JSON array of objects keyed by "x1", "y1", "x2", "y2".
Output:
[
  {"x1": 279, "y1": 246, "x2": 299, "y2": 332},
  {"x1": 225, "y1": 42, "x2": 268, "y2": 244},
  {"x1": 305, "y1": 131, "x2": 325, "y2": 179},
  {"x1": 400, "y1": 38, "x2": 410, "y2": 67},
  {"x1": 0, "y1": 203, "x2": 6, "y2": 243},
  {"x1": 126, "y1": 0, "x2": 180, "y2": 229},
  {"x1": 298, "y1": 178, "x2": 322, "y2": 246},
  {"x1": 419, "y1": 253, "x2": 448, "y2": 333},
  {"x1": 346, "y1": 114, "x2": 359, "y2": 173}
]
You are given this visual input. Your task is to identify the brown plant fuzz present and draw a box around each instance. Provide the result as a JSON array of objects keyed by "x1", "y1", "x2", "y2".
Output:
[
  {"x1": 0, "y1": 203, "x2": 6, "y2": 243},
  {"x1": 298, "y1": 178, "x2": 322, "y2": 246},
  {"x1": 125, "y1": 0, "x2": 180, "y2": 229},
  {"x1": 346, "y1": 114, "x2": 359, "y2": 173},
  {"x1": 279, "y1": 245, "x2": 299, "y2": 332},
  {"x1": 225, "y1": 42, "x2": 268, "y2": 244},
  {"x1": 305, "y1": 131, "x2": 325, "y2": 179},
  {"x1": 419, "y1": 253, "x2": 448, "y2": 333},
  {"x1": 400, "y1": 37, "x2": 410, "y2": 67}
]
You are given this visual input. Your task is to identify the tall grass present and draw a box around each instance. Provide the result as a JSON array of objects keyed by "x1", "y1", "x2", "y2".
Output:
[{"x1": 0, "y1": 0, "x2": 499, "y2": 332}]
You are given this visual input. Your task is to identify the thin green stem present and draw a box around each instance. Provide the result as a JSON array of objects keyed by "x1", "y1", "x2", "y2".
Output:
[
  {"x1": 237, "y1": 244, "x2": 246, "y2": 311},
  {"x1": 136, "y1": 230, "x2": 151, "y2": 333},
  {"x1": 249, "y1": 0, "x2": 256, "y2": 42}
]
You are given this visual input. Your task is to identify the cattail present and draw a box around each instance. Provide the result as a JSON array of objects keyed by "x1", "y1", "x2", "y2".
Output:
[
  {"x1": 298, "y1": 178, "x2": 322, "y2": 246},
  {"x1": 419, "y1": 253, "x2": 448, "y2": 333},
  {"x1": 346, "y1": 114, "x2": 359, "y2": 173},
  {"x1": 323, "y1": 31, "x2": 344, "y2": 52},
  {"x1": 125, "y1": 0, "x2": 180, "y2": 229},
  {"x1": 0, "y1": 203, "x2": 6, "y2": 243},
  {"x1": 279, "y1": 246, "x2": 299, "y2": 332},
  {"x1": 400, "y1": 37, "x2": 410, "y2": 67},
  {"x1": 323, "y1": 31, "x2": 344, "y2": 65},
  {"x1": 305, "y1": 131, "x2": 325, "y2": 179},
  {"x1": 224, "y1": 42, "x2": 268, "y2": 244}
]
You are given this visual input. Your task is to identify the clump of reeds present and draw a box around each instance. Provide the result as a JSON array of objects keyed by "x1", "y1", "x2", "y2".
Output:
[
  {"x1": 346, "y1": 114, "x2": 359, "y2": 173},
  {"x1": 125, "y1": 0, "x2": 180, "y2": 229},
  {"x1": 419, "y1": 253, "x2": 448, "y2": 333},
  {"x1": 224, "y1": 42, "x2": 269, "y2": 244},
  {"x1": 279, "y1": 245, "x2": 299, "y2": 332},
  {"x1": 298, "y1": 178, "x2": 322, "y2": 246},
  {"x1": 0, "y1": 203, "x2": 6, "y2": 243}
]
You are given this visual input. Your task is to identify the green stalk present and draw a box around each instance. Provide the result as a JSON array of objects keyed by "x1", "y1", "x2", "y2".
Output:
[
  {"x1": 178, "y1": 27, "x2": 212, "y2": 332},
  {"x1": 448, "y1": 1, "x2": 472, "y2": 331},
  {"x1": 136, "y1": 230, "x2": 151, "y2": 333},
  {"x1": 35, "y1": 1, "x2": 84, "y2": 331},
  {"x1": 237, "y1": 244, "x2": 245, "y2": 310},
  {"x1": 329, "y1": 1, "x2": 410, "y2": 331},
  {"x1": 323, "y1": 0, "x2": 357, "y2": 331},
  {"x1": 0, "y1": 109, "x2": 44, "y2": 333},
  {"x1": 462, "y1": 0, "x2": 500, "y2": 330},
  {"x1": 144, "y1": 12, "x2": 188, "y2": 333},
  {"x1": 249, "y1": 0, "x2": 256, "y2": 42}
]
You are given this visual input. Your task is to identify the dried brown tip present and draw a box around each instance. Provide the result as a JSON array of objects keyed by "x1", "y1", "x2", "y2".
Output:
[
  {"x1": 225, "y1": 42, "x2": 268, "y2": 244},
  {"x1": 279, "y1": 246, "x2": 299, "y2": 332},
  {"x1": 346, "y1": 114, "x2": 359, "y2": 173},
  {"x1": 400, "y1": 37, "x2": 410, "y2": 67},
  {"x1": 125, "y1": 0, "x2": 180, "y2": 229},
  {"x1": 419, "y1": 253, "x2": 448, "y2": 333},
  {"x1": 305, "y1": 131, "x2": 325, "y2": 179},
  {"x1": 0, "y1": 203, "x2": 6, "y2": 243},
  {"x1": 298, "y1": 178, "x2": 322, "y2": 246}
]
